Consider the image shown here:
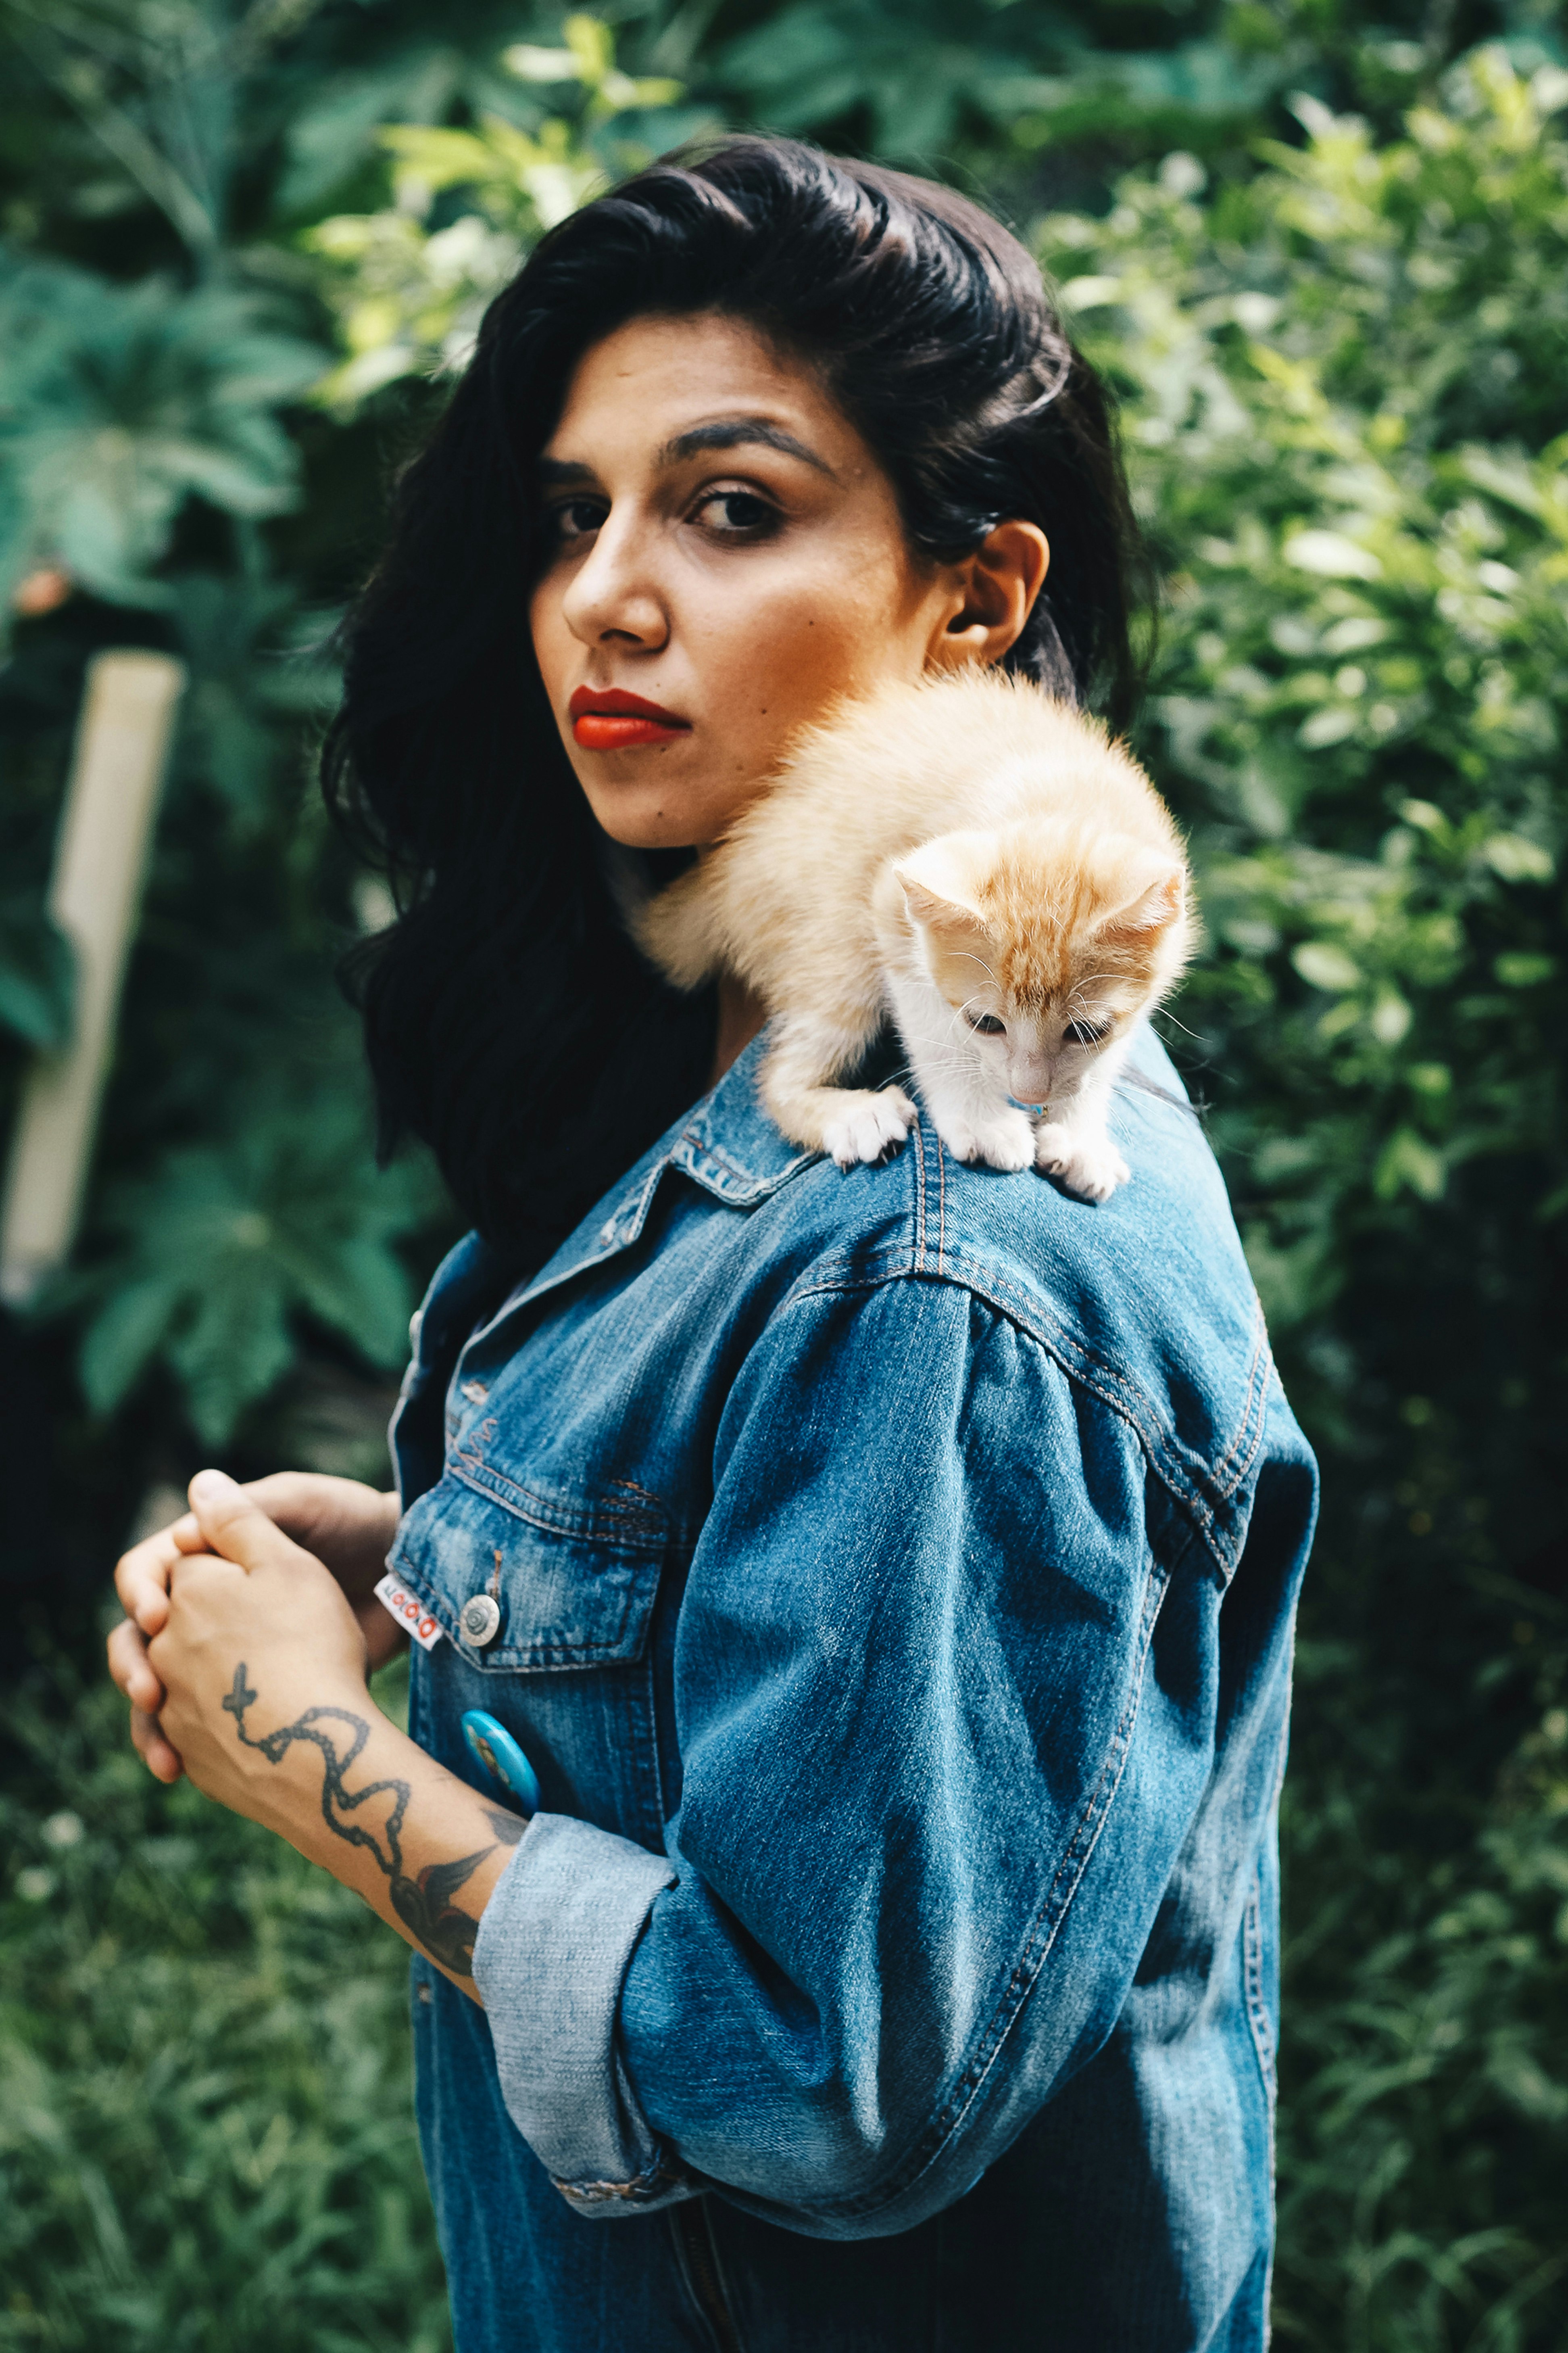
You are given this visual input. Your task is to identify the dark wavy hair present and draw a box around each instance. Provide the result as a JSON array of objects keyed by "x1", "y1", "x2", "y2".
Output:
[{"x1": 324, "y1": 136, "x2": 1146, "y2": 1263}]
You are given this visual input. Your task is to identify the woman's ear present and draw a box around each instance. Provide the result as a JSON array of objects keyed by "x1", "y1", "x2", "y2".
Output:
[{"x1": 926, "y1": 520, "x2": 1051, "y2": 673}]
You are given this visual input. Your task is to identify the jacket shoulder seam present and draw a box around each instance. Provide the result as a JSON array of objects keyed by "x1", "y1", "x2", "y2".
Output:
[{"x1": 778, "y1": 1249, "x2": 1266, "y2": 1580}]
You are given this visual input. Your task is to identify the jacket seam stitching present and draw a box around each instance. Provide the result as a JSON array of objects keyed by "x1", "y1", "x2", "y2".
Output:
[
  {"x1": 1243, "y1": 1873, "x2": 1278, "y2": 2109},
  {"x1": 814, "y1": 1548, "x2": 1172, "y2": 2224},
  {"x1": 674, "y1": 1134, "x2": 817, "y2": 1196},
  {"x1": 1210, "y1": 1297, "x2": 1273, "y2": 1501},
  {"x1": 776, "y1": 1261, "x2": 1244, "y2": 1580},
  {"x1": 445, "y1": 1455, "x2": 669, "y2": 1550},
  {"x1": 1246, "y1": 1865, "x2": 1279, "y2": 2351},
  {"x1": 1210, "y1": 1298, "x2": 1265, "y2": 1486},
  {"x1": 912, "y1": 1115, "x2": 928, "y2": 1274}
]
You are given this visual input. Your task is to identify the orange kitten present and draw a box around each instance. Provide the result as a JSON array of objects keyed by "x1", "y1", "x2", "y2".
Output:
[{"x1": 636, "y1": 670, "x2": 1193, "y2": 1201}]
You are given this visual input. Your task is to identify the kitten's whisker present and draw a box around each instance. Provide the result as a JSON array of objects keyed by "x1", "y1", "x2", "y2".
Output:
[{"x1": 950, "y1": 951, "x2": 999, "y2": 984}]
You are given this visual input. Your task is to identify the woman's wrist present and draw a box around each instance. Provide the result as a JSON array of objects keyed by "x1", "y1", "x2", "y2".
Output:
[
  {"x1": 216, "y1": 1666, "x2": 524, "y2": 1990},
  {"x1": 211, "y1": 1657, "x2": 382, "y2": 1853}
]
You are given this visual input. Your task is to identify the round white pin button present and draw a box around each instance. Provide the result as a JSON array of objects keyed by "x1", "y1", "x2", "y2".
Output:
[{"x1": 459, "y1": 1592, "x2": 502, "y2": 1647}]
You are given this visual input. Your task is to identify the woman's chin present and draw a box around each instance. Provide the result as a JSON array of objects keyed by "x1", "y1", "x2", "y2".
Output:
[{"x1": 580, "y1": 772, "x2": 743, "y2": 854}]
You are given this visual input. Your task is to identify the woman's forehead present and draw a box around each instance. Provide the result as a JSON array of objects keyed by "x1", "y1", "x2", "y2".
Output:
[{"x1": 540, "y1": 312, "x2": 863, "y2": 478}]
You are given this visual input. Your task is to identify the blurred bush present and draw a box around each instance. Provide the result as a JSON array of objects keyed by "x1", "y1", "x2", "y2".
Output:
[
  {"x1": 1041, "y1": 59, "x2": 1568, "y2": 2339},
  {"x1": 0, "y1": 2, "x2": 1564, "y2": 2347},
  {"x1": 0, "y1": 1655, "x2": 447, "y2": 2353}
]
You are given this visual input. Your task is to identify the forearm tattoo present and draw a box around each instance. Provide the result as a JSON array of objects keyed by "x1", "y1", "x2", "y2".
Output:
[{"x1": 223, "y1": 1663, "x2": 524, "y2": 1976}]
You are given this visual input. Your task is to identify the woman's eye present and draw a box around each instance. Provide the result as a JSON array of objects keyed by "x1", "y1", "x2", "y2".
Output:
[
  {"x1": 694, "y1": 489, "x2": 778, "y2": 537},
  {"x1": 1063, "y1": 1019, "x2": 1109, "y2": 1046},
  {"x1": 967, "y1": 1011, "x2": 1006, "y2": 1035},
  {"x1": 546, "y1": 498, "x2": 606, "y2": 545}
]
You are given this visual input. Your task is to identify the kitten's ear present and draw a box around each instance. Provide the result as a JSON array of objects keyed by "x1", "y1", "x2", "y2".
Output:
[
  {"x1": 894, "y1": 836, "x2": 994, "y2": 935},
  {"x1": 898, "y1": 875, "x2": 984, "y2": 932},
  {"x1": 1097, "y1": 862, "x2": 1187, "y2": 944}
]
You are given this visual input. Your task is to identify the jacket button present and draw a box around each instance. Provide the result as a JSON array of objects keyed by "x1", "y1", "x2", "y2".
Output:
[{"x1": 459, "y1": 1593, "x2": 502, "y2": 1647}]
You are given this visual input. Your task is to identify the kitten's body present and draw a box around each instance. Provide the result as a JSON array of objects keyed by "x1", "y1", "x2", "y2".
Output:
[{"x1": 636, "y1": 671, "x2": 1193, "y2": 1199}]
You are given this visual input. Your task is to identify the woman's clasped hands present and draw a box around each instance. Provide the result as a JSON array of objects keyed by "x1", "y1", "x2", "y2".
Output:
[{"x1": 107, "y1": 1471, "x2": 406, "y2": 1820}]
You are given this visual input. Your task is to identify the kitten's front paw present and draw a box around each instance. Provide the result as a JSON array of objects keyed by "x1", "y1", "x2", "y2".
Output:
[
  {"x1": 823, "y1": 1087, "x2": 916, "y2": 1170},
  {"x1": 1034, "y1": 1123, "x2": 1130, "y2": 1202},
  {"x1": 938, "y1": 1108, "x2": 1037, "y2": 1173}
]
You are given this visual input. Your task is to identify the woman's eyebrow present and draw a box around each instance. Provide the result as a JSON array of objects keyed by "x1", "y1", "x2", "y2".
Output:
[
  {"x1": 661, "y1": 416, "x2": 839, "y2": 478},
  {"x1": 536, "y1": 418, "x2": 839, "y2": 486}
]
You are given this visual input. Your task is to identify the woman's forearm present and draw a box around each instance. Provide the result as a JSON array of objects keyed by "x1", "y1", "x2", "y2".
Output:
[
  {"x1": 223, "y1": 1662, "x2": 523, "y2": 1999},
  {"x1": 138, "y1": 1470, "x2": 523, "y2": 2001}
]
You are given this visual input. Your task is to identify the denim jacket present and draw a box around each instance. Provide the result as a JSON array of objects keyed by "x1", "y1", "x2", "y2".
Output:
[{"x1": 389, "y1": 1024, "x2": 1317, "y2": 2353}]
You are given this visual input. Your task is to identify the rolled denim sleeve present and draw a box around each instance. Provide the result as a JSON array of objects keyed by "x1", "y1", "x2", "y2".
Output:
[
  {"x1": 474, "y1": 1275, "x2": 1258, "y2": 2235},
  {"x1": 471, "y1": 1814, "x2": 685, "y2": 2209}
]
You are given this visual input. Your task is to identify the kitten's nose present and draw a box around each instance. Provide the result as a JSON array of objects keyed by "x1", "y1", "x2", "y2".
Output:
[{"x1": 1007, "y1": 1056, "x2": 1055, "y2": 1107}]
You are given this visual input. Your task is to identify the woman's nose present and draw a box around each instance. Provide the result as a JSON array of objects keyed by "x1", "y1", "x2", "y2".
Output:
[{"x1": 559, "y1": 513, "x2": 669, "y2": 650}]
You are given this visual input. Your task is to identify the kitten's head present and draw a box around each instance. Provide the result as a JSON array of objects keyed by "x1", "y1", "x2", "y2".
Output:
[{"x1": 894, "y1": 822, "x2": 1191, "y2": 1110}]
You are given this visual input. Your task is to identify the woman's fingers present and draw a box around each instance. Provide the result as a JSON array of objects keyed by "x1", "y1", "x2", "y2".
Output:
[
  {"x1": 113, "y1": 1521, "x2": 190, "y2": 1636},
  {"x1": 131, "y1": 1703, "x2": 184, "y2": 1783},
  {"x1": 184, "y1": 1466, "x2": 317, "y2": 1577},
  {"x1": 107, "y1": 1607, "x2": 165, "y2": 1712},
  {"x1": 106, "y1": 1615, "x2": 185, "y2": 1779},
  {"x1": 111, "y1": 1469, "x2": 393, "y2": 1788}
]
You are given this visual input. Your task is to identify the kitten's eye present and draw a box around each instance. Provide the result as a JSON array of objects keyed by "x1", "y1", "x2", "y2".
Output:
[
  {"x1": 1063, "y1": 1019, "x2": 1109, "y2": 1046},
  {"x1": 967, "y1": 1011, "x2": 1006, "y2": 1035}
]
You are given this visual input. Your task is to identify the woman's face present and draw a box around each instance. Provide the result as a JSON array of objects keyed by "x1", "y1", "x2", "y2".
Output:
[{"x1": 529, "y1": 312, "x2": 1047, "y2": 850}]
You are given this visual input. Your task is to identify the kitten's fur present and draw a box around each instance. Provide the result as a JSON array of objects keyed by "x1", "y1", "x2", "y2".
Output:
[{"x1": 636, "y1": 671, "x2": 1193, "y2": 1200}]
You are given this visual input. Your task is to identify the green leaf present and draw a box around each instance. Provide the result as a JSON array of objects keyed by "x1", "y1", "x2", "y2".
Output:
[
  {"x1": 0, "y1": 896, "x2": 74, "y2": 1051},
  {"x1": 1483, "y1": 833, "x2": 1555, "y2": 882},
  {"x1": 1293, "y1": 941, "x2": 1363, "y2": 992},
  {"x1": 0, "y1": 256, "x2": 326, "y2": 610},
  {"x1": 79, "y1": 1275, "x2": 181, "y2": 1415},
  {"x1": 70, "y1": 1079, "x2": 434, "y2": 1441},
  {"x1": 1283, "y1": 530, "x2": 1385, "y2": 581},
  {"x1": 1374, "y1": 1126, "x2": 1447, "y2": 1200},
  {"x1": 169, "y1": 1263, "x2": 296, "y2": 1446}
]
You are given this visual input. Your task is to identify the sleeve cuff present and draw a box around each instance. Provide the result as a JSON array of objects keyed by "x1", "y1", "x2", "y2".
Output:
[{"x1": 471, "y1": 1812, "x2": 696, "y2": 2215}]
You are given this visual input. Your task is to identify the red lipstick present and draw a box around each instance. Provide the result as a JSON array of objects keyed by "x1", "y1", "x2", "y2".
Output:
[{"x1": 569, "y1": 686, "x2": 690, "y2": 750}]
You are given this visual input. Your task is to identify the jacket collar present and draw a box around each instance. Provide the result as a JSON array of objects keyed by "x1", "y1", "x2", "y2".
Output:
[
  {"x1": 667, "y1": 1030, "x2": 819, "y2": 1205},
  {"x1": 469, "y1": 1030, "x2": 816, "y2": 1338}
]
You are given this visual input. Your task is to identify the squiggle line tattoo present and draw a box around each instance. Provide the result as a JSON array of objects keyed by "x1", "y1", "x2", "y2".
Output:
[{"x1": 223, "y1": 1662, "x2": 523, "y2": 1976}]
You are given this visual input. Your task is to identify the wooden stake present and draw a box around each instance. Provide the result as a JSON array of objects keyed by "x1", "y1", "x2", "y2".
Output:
[{"x1": 1, "y1": 651, "x2": 187, "y2": 1304}]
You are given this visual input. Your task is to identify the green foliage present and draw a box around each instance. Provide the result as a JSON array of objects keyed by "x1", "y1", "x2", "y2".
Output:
[
  {"x1": 1277, "y1": 1646, "x2": 1568, "y2": 2349},
  {"x1": 307, "y1": 15, "x2": 689, "y2": 410},
  {"x1": 73, "y1": 1081, "x2": 437, "y2": 1445},
  {"x1": 0, "y1": 255, "x2": 322, "y2": 612},
  {"x1": 715, "y1": 0, "x2": 1289, "y2": 166},
  {"x1": 1039, "y1": 55, "x2": 1568, "y2": 2342},
  {"x1": 0, "y1": 894, "x2": 73, "y2": 1051},
  {"x1": 1048, "y1": 55, "x2": 1568, "y2": 1313},
  {"x1": 2, "y1": 2, "x2": 1566, "y2": 2346},
  {"x1": 0, "y1": 1657, "x2": 448, "y2": 2353}
]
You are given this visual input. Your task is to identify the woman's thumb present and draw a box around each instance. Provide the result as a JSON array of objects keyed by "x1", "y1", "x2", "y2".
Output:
[{"x1": 187, "y1": 1468, "x2": 301, "y2": 1574}]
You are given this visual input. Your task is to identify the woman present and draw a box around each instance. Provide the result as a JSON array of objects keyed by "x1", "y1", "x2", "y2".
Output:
[{"x1": 110, "y1": 139, "x2": 1316, "y2": 2350}]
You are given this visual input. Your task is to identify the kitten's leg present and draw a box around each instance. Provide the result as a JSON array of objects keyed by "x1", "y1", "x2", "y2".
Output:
[
  {"x1": 1033, "y1": 1069, "x2": 1130, "y2": 1201},
  {"x1": 759, "y1": 1019, "x2": 916, "y2": 1169},
  {"x1": 884, "y1": 969, "x2": 1035, "y2": 1172}
]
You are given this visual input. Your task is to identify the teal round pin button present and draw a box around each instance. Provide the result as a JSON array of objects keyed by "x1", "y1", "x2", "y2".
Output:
[{"x1": 461, "y1": 1710, "x2": 540, "y2": 1816}]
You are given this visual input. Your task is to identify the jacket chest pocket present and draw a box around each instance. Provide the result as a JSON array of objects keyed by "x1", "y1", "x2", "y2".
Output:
[{"x1": 390, "y1": 1461, "x2": 668, "y2": 1671}]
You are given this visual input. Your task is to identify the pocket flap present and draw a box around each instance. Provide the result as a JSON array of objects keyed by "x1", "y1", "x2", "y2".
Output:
[{"x1": 389, "y1": 1464, "x2": 667, "y2": 1670}]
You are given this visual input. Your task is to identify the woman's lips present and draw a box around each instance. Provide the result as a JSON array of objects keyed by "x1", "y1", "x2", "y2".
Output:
[{"x1": 568, "y1": 686, "x2": 691, "y2": 750}]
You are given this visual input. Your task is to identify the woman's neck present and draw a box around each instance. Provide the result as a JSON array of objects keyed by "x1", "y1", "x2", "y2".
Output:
[{"x1": 710, "y1": 971, "x2": 769, "y2": 1088}]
